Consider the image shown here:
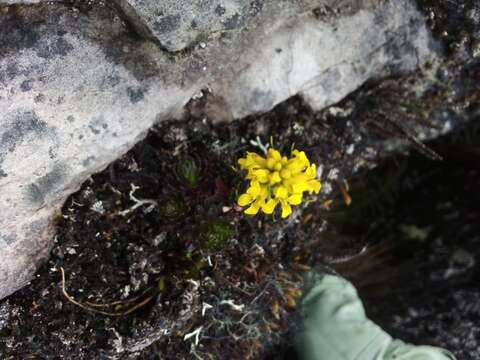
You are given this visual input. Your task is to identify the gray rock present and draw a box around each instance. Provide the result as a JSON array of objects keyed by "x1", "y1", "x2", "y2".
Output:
[
  {"x1": 0, "y1": 0, "x2": 59, "y2": 3},
  {"x1": 114, "y1": 0, "x2": 388, "y2": 53},
  {"x1": 114, "y1": 0, "x2": 252, "y2": 52},
  {"x1": 0, "y1": 4, "x2": 200, "y2": 299},
  {"x1": 213, "y1": 0, "x2": 435, "y2": 118},
  {"x1": 0, "y1": 0, "x2": 437, "y2": 299}
]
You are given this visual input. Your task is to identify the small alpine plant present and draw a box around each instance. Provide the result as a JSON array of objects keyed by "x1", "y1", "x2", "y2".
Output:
[{"x1": 237, "y1": 148, "x2": 321, "y2": 218}]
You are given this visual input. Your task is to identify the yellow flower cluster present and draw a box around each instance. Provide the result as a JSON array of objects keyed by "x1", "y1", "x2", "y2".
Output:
[{"x1": 237, "y1": 148, "x2": 321, "y2": 218}]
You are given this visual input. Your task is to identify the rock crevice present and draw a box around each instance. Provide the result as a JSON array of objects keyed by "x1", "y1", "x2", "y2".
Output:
[{"x1": 0, "y1": 0, "x2": 438, "y2": 298}]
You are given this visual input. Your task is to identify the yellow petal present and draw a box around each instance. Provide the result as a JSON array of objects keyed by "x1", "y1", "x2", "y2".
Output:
[
  {"x1": 280, "y1": 169, "x2": 291, "y2": 179},
  {"x1": 266, "y1": 158, "x2": 277, "y2": 170},
  {"x1": 252, "y1": 153, "x2": 266, "y2": 161},
  {"x1": 252, "y1": 169, "x2": 270, "y2": 178},
  {"x1": 260, "y1": 185, "x2": 269, "y2": 198},
  {"x1": 262, "y1": 198, "x2": 277, "y2": 214},
  {"x1": 269, "y1": 171, "x2": 281, "y2": 184},
  {"x1": 238, "y1": 158, "x2": 247, "y2": 168},
  {"x1": 247, "y1": 181, "x2": 261, "y2": 197},
  {"x1": 308, "y1": 180, "x2": 321, "y2": 194},
  {"x1": 280, "y1": 201, "x2": 292, "y2": 218},
  {"x1": 257, "y1": 175, "x2": 270, "y2": 184},
  {"x1": 251, "y1": 168, "x2": 270, "y2": 184},
  {"x1": 244, "y1": 204, "x2": 260, "y2": 215},
  {"x1": 293, "y1": 150, "x2": 310, "y2": 167},
  {"x1": 239, "y1": 153, "x2": 267, "y2": 169},
  {"x1": 238, "y1": 194, "x2": 253, "y2": 206},
  {"x1": 274, "y1": 186, "x2": 288, "y2": 199},
  {"x1": 287, "y1": 193, "x2": 302, "y2": 205},
  {"x1": 286, "y1": 160, "x2": 305, "y2": 174},
  {"x1": 305, "y1": 164, "x2": 316, "y2": 178},
  {"x1": 268, "y1": 149, "x2": 281, "y2": 160},
  {"x1": 291, "y1": 181, "x2": 309, "y2": 194}
]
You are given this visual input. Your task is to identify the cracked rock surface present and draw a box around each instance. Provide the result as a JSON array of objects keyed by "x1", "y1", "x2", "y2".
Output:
[
  {"x1": 0, "y1": 0, "x2": 437, "y2": 299},
  {"x1": 113, "y1": 0, "x2": 254, "y2": 52}
]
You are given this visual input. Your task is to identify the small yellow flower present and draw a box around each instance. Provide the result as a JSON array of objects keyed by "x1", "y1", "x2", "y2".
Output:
[{"x1": 237, "y1": 148, "x2": 321, "y2": 218}]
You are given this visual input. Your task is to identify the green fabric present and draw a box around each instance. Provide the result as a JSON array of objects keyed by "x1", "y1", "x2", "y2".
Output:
[{"x1": 296, "y1": 273, "x2": 456, "y2": 360}]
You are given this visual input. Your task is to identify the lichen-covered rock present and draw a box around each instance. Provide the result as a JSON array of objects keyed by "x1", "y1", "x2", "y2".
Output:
[
  {"x1": 213, "y1": 0, "x2": 435, "y2": 118},
  {"x1": 0, "y1": 0, "x2": 59, "y2": 4},
  {"x1": 0, "y1": 0, "x2": 438, "y2": 299},
  {"x1": 114, "y1": 0, "x2": 392, "y2": 53},
  {"x1": 0, "y1": 4, "x2": 201, "y2": 299},
  {"x1": 113, "y1": 0, "x2": 253, "y2": 52}
]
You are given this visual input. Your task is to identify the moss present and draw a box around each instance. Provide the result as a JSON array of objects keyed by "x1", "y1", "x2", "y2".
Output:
[
  {"x1": 158, "y1": 196, "x2": 188, "y2": 221},
  {"x1": 175, "y1": 155, "x2": 201, "y2": 187},
  {"x1": 198, "y1": 220, "x2": 235, "y2": 251}
]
